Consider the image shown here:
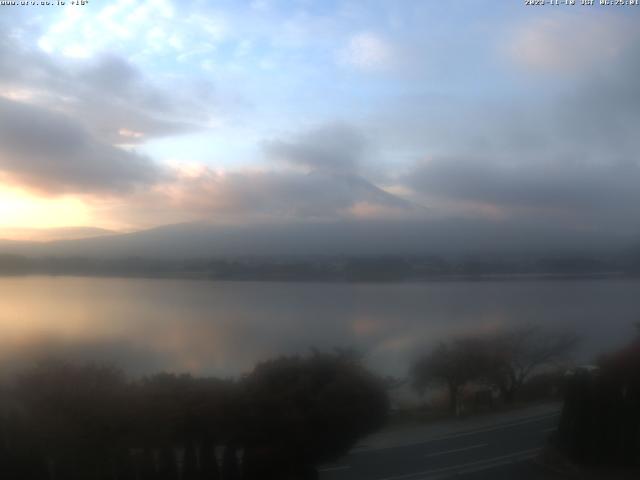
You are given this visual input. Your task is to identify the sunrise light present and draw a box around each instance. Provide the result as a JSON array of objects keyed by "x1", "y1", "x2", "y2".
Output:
[{"x1": 0, "y1": 187, "x2": 91, "y2": 231}]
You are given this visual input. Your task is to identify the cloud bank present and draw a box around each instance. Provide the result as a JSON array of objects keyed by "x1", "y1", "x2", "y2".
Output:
[
  {"x1": 0, "y1": 97, "x2": 164, "y2": 194},
  {"x1": 0, "y1": 2, "x2": 639, "y2": 253}
]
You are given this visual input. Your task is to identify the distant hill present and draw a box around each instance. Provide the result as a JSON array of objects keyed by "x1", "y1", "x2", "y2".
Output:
[
  {"x1": 0, "y1": 220, "x2": 638, "y2": 280},
  {"x1": 0, "y1": 227, "x2": 115, "y2": 242},
  {"x1": 0, "y1": 219, "x2": 635, "y2": 260}
]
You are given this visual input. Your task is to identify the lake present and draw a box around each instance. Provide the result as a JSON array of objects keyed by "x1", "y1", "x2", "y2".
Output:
[{"x1": 1, "y1": 275, "x2": 638, "y2": 378}]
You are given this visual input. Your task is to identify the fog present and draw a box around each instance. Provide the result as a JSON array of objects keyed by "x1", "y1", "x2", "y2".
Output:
[{"x1": 1, "y1": 276, "x2": 638, "y2": 380}]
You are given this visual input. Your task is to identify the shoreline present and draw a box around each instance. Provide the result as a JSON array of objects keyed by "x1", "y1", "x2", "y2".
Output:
[{"x1": 0, "y1": 270, "x2": 635, "y2": 284}]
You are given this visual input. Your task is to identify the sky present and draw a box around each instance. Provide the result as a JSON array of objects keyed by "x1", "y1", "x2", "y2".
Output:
[{"x1": 0, "y1": 0, "x2": 639, "y2": 247}]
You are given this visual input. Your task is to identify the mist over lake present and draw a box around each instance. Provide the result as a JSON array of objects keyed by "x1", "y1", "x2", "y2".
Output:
[{"x1": 1, "y1": 276, "x2": 638, "y2": 379}]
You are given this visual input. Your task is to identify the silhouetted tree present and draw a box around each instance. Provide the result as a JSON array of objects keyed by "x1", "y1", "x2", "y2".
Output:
[
  {"x1": 128, "y1": 372, "x2": 238, "y2": 479},
  {"x1": 240, "y1": 351, "x2": 389, "y2": 479},
  {"x1": 411, "y1": 338, "x2": 494, "y2": 414},
  {"x1": 14, "y1": 361, "x2": 129, "y2": 479},
  {"x1": 486, "y1": 325, "x2": 579, "y2": 403},
  {"x1": 1, "y1": 353, "x2": 388, "y2": 479},
  {"x1": 558, "y1": 326, "x2": 640, "y2": 466}
]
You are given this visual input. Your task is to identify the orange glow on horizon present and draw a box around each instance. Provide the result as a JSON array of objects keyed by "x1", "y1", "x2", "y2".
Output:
[{"x1": 0, "y1": 186, "x2": 93, "y2": 232}]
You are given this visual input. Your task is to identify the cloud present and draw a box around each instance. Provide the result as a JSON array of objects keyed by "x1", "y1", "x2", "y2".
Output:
[
  {"x1": 37, "y1": 0, "x2": 181, "y2": 59},
  {"x1": 339, "y1": 32, "x2": 394, "y2": 71},
  {"x1": 80, "y1": 54, "x2": 141, "y2": 94},
  {"x1": 398, "y1": 38, "x2": 640, "y2": 235},
  {"x1": 508, "y1": 13, "x2": 636, "y2": 74},
  {"x1": 71, "y1": 53, "x2": 210, "y2": 144},
  {"x1": 263, "y1": 123, "x2": 367, "y2": 174},
  {"x1": 405, "y1": 155, "x2": 640, "y2": 229},
  {"x1": 97, "y1": 121, "x2": 417, "y2": 227},
  {"x1": 0, "y1": 23, "x2": 217, "y2": 146},
  {"x1": 0, "y1": 0, "x2": 638, "y2": 255},
  {"x1": 160, "y1": 167, "x2": 413, "y2": 222},
  {"x1": 0, "y1": 97, "x2": 165, "y2": 195}
]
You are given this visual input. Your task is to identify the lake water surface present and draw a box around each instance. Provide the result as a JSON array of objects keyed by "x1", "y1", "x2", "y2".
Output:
[{"x1": 1, "y1": 276, "x2": 638, "y2": 378}]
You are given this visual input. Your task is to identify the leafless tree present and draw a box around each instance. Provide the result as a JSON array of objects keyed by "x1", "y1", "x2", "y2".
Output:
[
  {"x1": 411, "y1": 326, "x2": 579, "y2": 411},
  {"x1": 410, "y1": 337, "x2": 494, "y2": 414},
  {"x1": 487, "y1": 325, "x2": 579, "y2": 403}
]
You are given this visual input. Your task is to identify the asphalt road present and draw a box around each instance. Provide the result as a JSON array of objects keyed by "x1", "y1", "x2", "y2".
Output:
[{"x1": 319, "y1": 411, "x2": 560, "y2": 480}]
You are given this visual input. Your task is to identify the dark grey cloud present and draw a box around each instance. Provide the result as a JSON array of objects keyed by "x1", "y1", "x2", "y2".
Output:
[
  {"x1": 72, "y1": 53, "x2": 213, "y2": 143},
  {"x1": 0, "y1": 26, "x2": 213, "y2": 145},
  {"x1": 264, "y1": 123, "x2": 367, "y2": 174},
  {"x1": 393, "y1": 24, "x2": 640, "y2": 241},
  {"x1": 92, "y1": 120, "x2": 417, "y2": 227},
  {"x1": 80, "y1": 54, "x2": 141, "y2": 94},
  {"x1": 0, "y1": 97, "x2": 164, "y2": 194},
  {"x1": 405, "y1": 155, "x2": 640, "y2": 233},
  {"x1": 158, "y1": 121, "x2": 418, "y2": 221},
  {"x1": 406, "y1": 156, "x2": 639, "y2": 210},
  {"x1": 143, "y1": 123, "x2": 408, "y2": 222},
  {"x1": 172, "y1": 168, "x2": 413, "y2": 221}
]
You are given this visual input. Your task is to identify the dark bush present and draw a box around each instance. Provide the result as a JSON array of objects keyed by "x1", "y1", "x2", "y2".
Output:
[
  {"x1": 0, "y1": 352, "x2": 389, "y2": 479},
  {"x1": 558, "y1": 333, "x2": 640, "y2": 466},
  {"x1": 240, "y1": 351, "x2": 389, "y2": 477}
]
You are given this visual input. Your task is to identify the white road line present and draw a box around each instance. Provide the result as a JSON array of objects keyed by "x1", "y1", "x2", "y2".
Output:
[
  {"x1": 319, "y1": 465, "x2": 351, "y2": 472},
  {"x1": 425, "y1": 413, "x2": 560, "y2": 443},
  {"x1": 452, "y1": 448, "x2": 542, "y2": 478},
  {"x1": 355, "y1": 411, "x2": 560, "y2": 454},
  {"x1": 375, "y1": 448, "x2": 541, "y2": 480},
  {"x1": 425, "y1": 443, "x2": 488, "y2": 458}
]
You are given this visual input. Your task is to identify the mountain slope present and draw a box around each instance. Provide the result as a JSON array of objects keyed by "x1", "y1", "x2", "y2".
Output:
[{"x1": 0, "y1": 219, "x2": 633, "y2": 259}]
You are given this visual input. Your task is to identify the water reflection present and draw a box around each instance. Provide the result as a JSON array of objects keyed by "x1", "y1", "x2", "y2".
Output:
[{"x1": 1, "y1": 276, "x2": 639, "y2": 377}]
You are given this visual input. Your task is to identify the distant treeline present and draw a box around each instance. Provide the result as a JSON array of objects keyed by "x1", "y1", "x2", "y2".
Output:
[{"x1": 1, "y1": 252, "x2": 639, "y2": 281}]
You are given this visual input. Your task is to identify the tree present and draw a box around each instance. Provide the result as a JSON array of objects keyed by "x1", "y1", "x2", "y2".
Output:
[
  {"x1": 14, "y1": 361, "x2": 129, "y2": 479},
  {"x1": 240, "y1": 351, "x2": 389, "y2": 479},
  {"x1": 558, "y1": 326, "x2": 640, "y2": 466},
  {"x1": 128, "y1": 373, "x2": 239, "y2": 480},
  {"x1": 487, "y1": 325, "x2": 579, "y2": 403},
  {"x1": 411, "y1": 337, "x2": 494, "y2": 414},
  {"x1": 2, "y1": 354, "x2": 387, "y2": 479}
]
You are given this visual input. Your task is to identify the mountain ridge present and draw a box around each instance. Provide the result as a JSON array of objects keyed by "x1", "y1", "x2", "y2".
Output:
[{"x1": 0, "y1": 219, "x2": 636, "y2": 260}]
